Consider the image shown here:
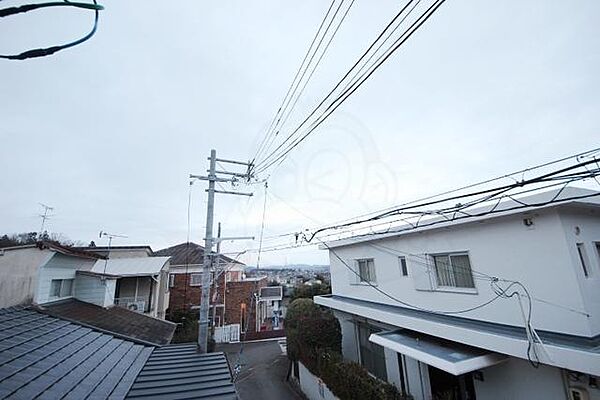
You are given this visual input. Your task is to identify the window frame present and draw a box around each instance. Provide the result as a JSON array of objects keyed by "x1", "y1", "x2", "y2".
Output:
[
  {"x1": 577, "y1": 243, "x2": 590, "y2": 278},
  {"x1": 431, "y1": 252, "x2": 476, "y2": 291},
  {"x1": 398, "y1": 256, "x2": 408, "y2": 277},
  {"x1": 354, "y1": 258, "x2": 376, "y2": 284},
  {"x1": 190, "y1": 273, "x2": 202, "y2": 286},
  {"x1": 49, "y1": 278, "x2": 74, "y2": 299}
]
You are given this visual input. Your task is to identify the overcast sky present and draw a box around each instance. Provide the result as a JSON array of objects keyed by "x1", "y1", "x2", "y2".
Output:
[{"x1": 1, "y1": 1, "x2": 598, "y2": 266}]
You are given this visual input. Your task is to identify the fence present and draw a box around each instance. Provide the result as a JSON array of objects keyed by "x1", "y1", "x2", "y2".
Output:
[{"x1": 214, "y1": 324, "x2": 241, "y2": 343}]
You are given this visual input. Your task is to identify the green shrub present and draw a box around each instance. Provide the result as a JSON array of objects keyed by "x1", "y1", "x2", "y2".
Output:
[{"x1": 285, "y1": 299, "x2": 406, "y2": 400}]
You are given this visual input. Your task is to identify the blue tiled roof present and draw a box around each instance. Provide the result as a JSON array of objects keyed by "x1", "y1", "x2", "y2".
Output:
[
  {"x1": 0, "y1": 307, "x2": 236, "y2": 400},
  {"x1": 126, "y1": 344, "x2": 237, "y2": 400},
  {"x1": 0, "y1": 307, "x2": 152, "y2": 400}
]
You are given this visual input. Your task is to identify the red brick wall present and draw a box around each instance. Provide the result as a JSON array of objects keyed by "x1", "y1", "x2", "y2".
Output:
[
  {"x1": 168, "y1": 272, "x2": 226, "y2": 313},
  {"x1": 224, "y1": 278, "x2": 267, "y2": 334}
]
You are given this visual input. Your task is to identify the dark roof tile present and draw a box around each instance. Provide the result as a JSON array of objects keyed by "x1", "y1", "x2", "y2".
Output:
[
  {"x1": 154, "y1": 243, "x2": 243, "y2": 267},
  {"x1": 36, "y1": 299, "x2": 176, "y2": 346}
]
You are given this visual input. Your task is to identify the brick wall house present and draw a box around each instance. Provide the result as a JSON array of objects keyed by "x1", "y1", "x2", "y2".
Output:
[{"x1": 156, "y1": 243, "x2": 258, "y2": 328}]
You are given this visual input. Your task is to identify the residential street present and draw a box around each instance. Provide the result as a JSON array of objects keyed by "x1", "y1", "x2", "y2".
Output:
[{"x1": 218, "y1": 340, "x2": 304, "y2": 400}]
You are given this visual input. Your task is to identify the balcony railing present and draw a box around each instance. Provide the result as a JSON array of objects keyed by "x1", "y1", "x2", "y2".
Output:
[{"x1": 114, "y1": 297, "x2": 146, "y2": 313}]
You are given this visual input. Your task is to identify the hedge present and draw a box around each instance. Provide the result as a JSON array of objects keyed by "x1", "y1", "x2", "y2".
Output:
[{"x1": 286, "y1": 299, "x2": 407, "y2": 400}]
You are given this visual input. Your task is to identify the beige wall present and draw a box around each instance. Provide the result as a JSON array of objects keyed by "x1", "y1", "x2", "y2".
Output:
[{"x1": 0, "y1": 247, "x2": 52, "y2": 307}]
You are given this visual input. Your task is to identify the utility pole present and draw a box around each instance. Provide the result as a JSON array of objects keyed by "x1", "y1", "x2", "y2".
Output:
[
  {"x1": 211, "y1": 222, "x2": 222, "y2": 332},
  {"x1": 191, "y1": 149, "x2": 254, "y2": 353}
]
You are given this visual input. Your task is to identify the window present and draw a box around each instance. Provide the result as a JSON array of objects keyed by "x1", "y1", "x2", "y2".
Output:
[
  {"x1": 50, "y1": 279, "x2": 74, "y2": 298},
  {"x1": 169, "y1": 274, "x2": 175, "y2": 288},
  {"x1": 357, "y1": 322, "x2": 387, "y2": 381},
  {"x1": 50, "y1": 280, "x2": 61, "y2": 297},
  {"x1": 356, "y1": 259, "x2": 376, "y2": 283},
  {"x1": 433, "y1": 253, "x2": 475, "y2": 289},
  {"x1": 577, "y1": 243, "x2": 590, "y2": 278},
  {"x1": 190, "y1": 273, "x2": 202, "y2": 286},
  {"x1": 398, "y1": 256, "x2": 408, "y2": 276}
]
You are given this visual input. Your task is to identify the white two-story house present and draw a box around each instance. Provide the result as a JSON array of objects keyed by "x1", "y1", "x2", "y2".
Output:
[{"x1": 315, "y1": 187, "x2": 600, "y2": 400}]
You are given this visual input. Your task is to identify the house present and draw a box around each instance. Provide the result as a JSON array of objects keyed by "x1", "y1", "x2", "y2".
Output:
[
  {"x1": 155, "y1": 242, "x2": 245, "y2": 321},
  {"x1": 315, "y1": 188, "x2": 600, "y2": 400},
  {"x1": 257, "y1": 286, "x2": 284, "y2": 331},
  {"x1": 0, "y1": 305, "x2": 237, "y2": 399},
  {"x1": 0, "y1": 242, "x2": 171, "y2": 319},
  {"x1": 156, "y1": 242, "x2": 286, "y2": 341},
  {"x1": 156, "y1": 242, "x2": 251, "y2": 327}
]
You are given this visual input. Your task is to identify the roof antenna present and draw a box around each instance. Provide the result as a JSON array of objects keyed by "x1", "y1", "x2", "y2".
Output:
[
  {"x1": 38, "y1": 203, "x2": 54, "y2": 239},
  {"x1": 99, "y1": 231, "x2": 128, "y2": 281}
]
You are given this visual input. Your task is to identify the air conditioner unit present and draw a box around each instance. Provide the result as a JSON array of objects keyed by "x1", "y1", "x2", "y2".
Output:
[
  {"x1": 569, "y1": 387, "x2": 589, "y2": 400},
  {"x1": 126, "y1": 301, "x2": 145, "y2": 313}
]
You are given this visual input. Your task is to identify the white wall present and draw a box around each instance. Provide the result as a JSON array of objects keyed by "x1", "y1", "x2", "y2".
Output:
[
  {"x1": 329, "y1": 207, "x2": 597, "y2": 337},
  {"x1": 0, "y1": 247, "x2": 51, "y2": 307},
  {"x1": 558, "y1": 207, "x2": 600, "y2": 334},
  {"x1": 474, "y1": 358, "x2": 567, "y2": 400},
  {"x1": 36, "y1": 253, "x2": 96, "y2": 304},
  {"x1": 74, "y1": 273, "x2": 116, "y2": 307},
  {"x1": 298, "y1": 362, "x2": 339, "y2": 400}
]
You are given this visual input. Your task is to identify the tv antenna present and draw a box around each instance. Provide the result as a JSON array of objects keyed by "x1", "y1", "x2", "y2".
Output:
[
  {"x1": 99, "y1": 231, "x2": 128, "y2": 278},
  {"x1": 38, "y1": 203, "x2": 54, "y2": 238}
]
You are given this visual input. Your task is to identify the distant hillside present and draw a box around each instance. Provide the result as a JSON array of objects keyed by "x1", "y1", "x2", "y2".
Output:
[{"x1": 245, "y1": 264, "x2": 329, "y2": 272}]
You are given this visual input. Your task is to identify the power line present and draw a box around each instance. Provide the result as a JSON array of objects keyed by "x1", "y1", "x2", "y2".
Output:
[
  {"x1": 0, "y1": 0, "x2": 104, "y2": 60},
  {"x1": 252, "y1": 0, "x2": 337, "y2": 164},
  {"x1": 255, "y1": 0, "x2": 446, "y2": 174},
  {"x1": 253, "y1": 0, "x2": 421, "y2": 170}
]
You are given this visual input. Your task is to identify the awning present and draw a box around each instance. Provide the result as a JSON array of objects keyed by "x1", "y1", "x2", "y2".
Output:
[{"x1": 370, "y1": 330, "x2": 507, "y2": 376}]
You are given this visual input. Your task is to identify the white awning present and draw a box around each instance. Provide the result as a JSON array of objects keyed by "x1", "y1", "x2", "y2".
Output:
[{"x1": 370, "y1": 330, "x2": 507, "y2": 376}]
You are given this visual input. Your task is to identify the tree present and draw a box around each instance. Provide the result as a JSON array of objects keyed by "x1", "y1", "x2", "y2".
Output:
[
  {"x1": 291, "y1": 282, "x2": 331, "y2": 301},
  {"x1": 286, "y1": 298, "x2": 341, "y2": 363}
]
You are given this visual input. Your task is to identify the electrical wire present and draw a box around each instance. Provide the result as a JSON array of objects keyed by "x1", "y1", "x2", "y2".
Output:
[
  {"x1": 255, "y1": 181, "x2": 269, "y2": 270},
  {"x1": 255, "y1": 0, "x2": 447, "y2": 174},
  {"x1": 252, "y1": 0, "x2": 337, "y2": 165},
  {"x1": 252, "y1": 0, "x2": 421, "y2": 170},
  {"x1": 320, "y1": 237, "x2": 550, "y2": 366},
  {"x1": 0, "y1": 0, "x2": 104, "y2": 60}
]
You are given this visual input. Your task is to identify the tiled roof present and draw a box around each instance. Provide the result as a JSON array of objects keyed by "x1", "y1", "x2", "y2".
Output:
[
  {"x1": 0, "y1": 306, "x2": 153, "y2": 399},
  {"x1": 37, "y1": 299, "x2": 176, "y2": 346},
  {"x1": 125, "y1": 344, "x2": 237, "y2": 400},
  {"x1": 155, "y1": 242, "x2": 244, "y2": 267},
  {"x1": 0, "y1": 307, "x2": 237, "y2": 400}
]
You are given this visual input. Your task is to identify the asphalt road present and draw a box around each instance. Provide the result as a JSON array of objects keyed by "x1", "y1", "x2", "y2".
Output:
[{"x1": 218, "y1": 340, "x2": 304, "y2": 400}]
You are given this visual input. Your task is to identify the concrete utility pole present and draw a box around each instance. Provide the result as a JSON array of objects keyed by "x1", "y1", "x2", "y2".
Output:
[{"x1": 191, "y1": 149, "x2": 254, "y2": 353}]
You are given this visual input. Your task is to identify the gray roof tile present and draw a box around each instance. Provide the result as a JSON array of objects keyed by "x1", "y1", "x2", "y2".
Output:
[
  {"x1": 0, "y1": 308, "x2": 236, "y2": 400},
  {"x1": 126, "y1": 344, "x2": 236, "y2": 400}
]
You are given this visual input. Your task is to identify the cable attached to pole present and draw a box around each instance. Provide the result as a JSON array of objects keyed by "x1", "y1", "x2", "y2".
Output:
[{"x1": 0, "y1": 0, "x2": 104, "y2": 60}]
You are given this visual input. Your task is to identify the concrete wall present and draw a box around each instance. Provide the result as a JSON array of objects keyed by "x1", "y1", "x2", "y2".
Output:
[
  {"x1": 74, "y1": 273, "x2": 116, "y2": 307},
  {"x1": 298, "y1": 362, "x2": 339, "y2": 400},
  {"x1": 329, "y1": 207, "x2": 597, "y2": 337},
  {"x1": 0, "y1": 247, "x2": 51, "y2": 307},
  {"x1": 474, "y1": 358, "x2": 567, "y2": 400}
]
